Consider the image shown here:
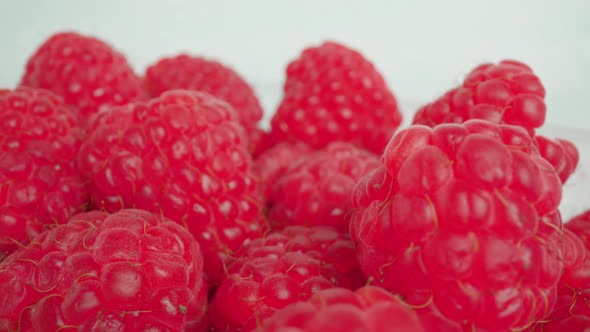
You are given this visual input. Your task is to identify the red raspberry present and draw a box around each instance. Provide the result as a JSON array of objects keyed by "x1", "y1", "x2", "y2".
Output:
[
  {"x1": 0, "y1": 209, "x2": 207, "y2": 331},
  {"x1": 144, "y1": 54, "x2": 263, "y2": 135},
  {"x1": 413, "y1": 60, "x2": 546, "y2": 135},
  {"x1": 529, "y1": 229, "x2": 590, "y2": 331},
  {"x1": 351, "y1": 120, "x2": 564, "y2": 331},
  {"x1": 268, "y1": 41, "x2": 402, "y2": 155},
  {"x1": 257, "y1": 286, "x2": 425, "y2": 332},
  {"x1": 254, "y1": 141, "x2": 312, "y2": 198},
  {"x1": 250, "y1": 127, "x2": 272, "y2": 157},
  {"x1": 21, "y1": 31, "x2": 146, "y2": 123},
  {"x1": 209, "y1": 225, "x2": 365, "y2": 331},
  {"x1": 535, "y1": 136, "x2": 580, "y2": 184},
  {"x1": 268, "y1": 142, "x2": 379, "y2": 231},
  {"x1": 566, "y1": 210, "x2": 590, "y2": 249},
  {"x1": 0, "y1": 87, "x2": 87, "y2": 259},
  {"x1": 77, "y1": 90, "x2": 267, "y2": 284}
]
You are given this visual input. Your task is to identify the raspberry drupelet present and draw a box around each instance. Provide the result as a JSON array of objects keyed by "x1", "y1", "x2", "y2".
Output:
[
  {"x1": 267, "y1": 142, "x2": 379, "y2": 232},
  {"x1": 351, "y1": 120, "x2": 565, "y2": 331},
  {"x1": 0, "y1": 209, "x2": 208, "y2": 331},
  {"x1": 254, "y1": 141, "x2": 312, "y2": 200},
  {"x1": 144, "y1": 54, "x2": 264, "y2": 136},
  {"x1": 209, "y1": 225, "x2": 365, "y2": 331},
  {"x1": 0, "y1": 87, "x2": 87, "y2": 260},
  {"x1": 77, "y1": 90, "x2": 268, "y2": 284},
  {"x1": 413, "y1": 60, "x2": 546, "y2": 135},
  {"x1": 529, "y1": 229, "x2": 590, "y2": 331},
  {"x1": 21, "y1": 31, "x2": 146, "y2": 124},
  {"x1": 268, "y1": 41, "x2": 402, "y2": 155},
  {"x1": 257, "y1": 286, "x2": 426, "y2": 332}
]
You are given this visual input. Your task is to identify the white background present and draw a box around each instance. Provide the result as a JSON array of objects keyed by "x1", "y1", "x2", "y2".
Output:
[
  {"x1": 0, "y1": 0, "x2": 588, "y2": 128},
  {"x1": 0, "y1": 0, "x2": 588, "y2": 216}
]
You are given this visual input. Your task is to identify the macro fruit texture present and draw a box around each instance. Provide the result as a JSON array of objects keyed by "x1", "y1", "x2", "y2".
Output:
[
  {"x1": 410, "y1": 60, "x2": 581, "y2": 185},
  {"x1": 21, "y1": 31, "x2": 146, "y2": 123},
  {"x1": 77, "y1": 90, "x2": 267, "y2": 284},
  {"x1": 535, "y1": 136, "x2": 579, "y2": 184},
  {"x1": 565, "y1": 210, "x2": 590, "y2": 248},
  {"x1": 267, "y1": 142, "x2": 379, "y2": 232},
  {"x1": 209, "y1": 225, "x2": 365, "y2": 331},
  {"x1": 254, "y1": 141, "x2": 312, "y2": 199},
  {"x1": 529, "y1": 229, "x2": 590, "y2": 331},
  {"x1": 144, "y1": 54, "x2": 264, "y2": 136},
  {"x1": 0, "y1": 87, "x2": 87, "y2": 260},
  {"x1": 351, "y1": 120, "x2": 565, "y2": 331},
  {"x1": 268, "y1": 41, "x2": 402, "y2": 155},
  {"x1": 257, "y1": 286, "x2": 426, "y2": 332},
  {"x1": 0, "y1": 209, "x2": 207, "y2": 331},
  {"x1": 413, "y1": 60, "x2": 546, "y2": 136}
]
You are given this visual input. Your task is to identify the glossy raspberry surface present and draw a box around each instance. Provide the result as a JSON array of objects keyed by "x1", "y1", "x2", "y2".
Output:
[
  {"x1": 0, "y1": 209, "x2": 207, "y2": 331},
  {"x1": 254, "y1": 141, "x2": 312, "y2": 199},
  {"x1": 268, "y1": 142, "x2": 379, "y2": 231},
  {"x1": 21, "y1": 31, "x2": 145, "y2": 123},
  {"x1": 268, "y1": 41, "x2": 402, "y2": 155},
  {"x1": 413, "y1": 60, "x2": 546, "y2": 135},
  {"x1": 257, "y1": 286, "x2": 425, "y2": 332},
  {"x1": 144, "y1": 54, "x2": 263, "y2": 134},
  {"x1": 351, "y1": 120, "x2": 564, "y2": 331},
  {"x1": 535, "y1": 136, "x2": 579, "y2": 184},
  {"x1": 0, "y1": 87, "x2": 87, "y2": 260},
  {"x1": 77, "y1": 90, "x2": 267, "y2": 284},
  {"x1": 209, "y1": 225, "x2": 365, "y2": 331},
  {"x1": 529, "y1": 229, "x2": 590, "y2": 331},
  {"x1": 566, "y1": 210, "x2": 590, "y2": 249}
]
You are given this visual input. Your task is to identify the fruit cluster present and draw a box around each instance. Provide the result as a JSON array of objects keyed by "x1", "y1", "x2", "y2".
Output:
[{"x1": 0, "y1": 31, "x2": 587, "y2": 331}]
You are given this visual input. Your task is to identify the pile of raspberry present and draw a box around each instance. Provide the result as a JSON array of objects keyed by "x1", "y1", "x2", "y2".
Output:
[{"x1": 0, "y1": 30, "x2": 586, "y2": 331}]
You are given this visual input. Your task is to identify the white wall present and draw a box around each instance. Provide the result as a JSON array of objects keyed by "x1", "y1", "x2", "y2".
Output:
[{"x1": 0, "y1": 0, "x2": 589, "y2": 129}]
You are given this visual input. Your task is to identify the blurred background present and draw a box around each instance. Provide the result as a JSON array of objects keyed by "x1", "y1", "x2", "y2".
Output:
[
  {"x1": 0, "y1": 0, "x2": 588, "y2": 216},
  {"x1": 0, "y1": 0, "x2": 588, "y2": 128}
]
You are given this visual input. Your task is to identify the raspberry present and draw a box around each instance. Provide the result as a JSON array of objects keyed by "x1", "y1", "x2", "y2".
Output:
[
  {"x1": 566, "y1": 210, "x2": 590, "y2": 249},
  {"x1": 144, "y1": 54, "x2": 263, "y2": 135},
  {"x1": 257, "y1": 286, "x2": 425, "y2": 332},
  {"x1": 0, "y1": 87, "x2": 87, "y2": 260},
  {"x1": 77, "y1": 90, "x2": 267, "y2": 284},
  {"x1": 254, "y1": 141, "x2": 312, "y2": 198},
  {"x1": 268, "y1": 41, "x2": 402, "y2": 154},
  {"x1": 535, "y1": 136, "x2": 580, "y2": 184},
  {"x1": 0, "y1": 209, "x2": 207, "y2": 331},
  {"x1": 21, "y1": 31, "x2": 146, "y2": 123},
  {"x1": 529, "y1": 229, "x2": 590, "y2": 331},
  {"x1": 267, "y1": 142, "x2": 379, "y2": 231},
  {"x1": 351, "y1": 120, "x2": 564, "y2": 330},
  {"x1": 209, "y1": 225, "x2": 365, "y2": 331},
  {"x1": 413, "y1": 60, "x2": 546, "y2": 135},
  {"x1": 250, "y1": 127, "x2": 272, "y2": 157}
]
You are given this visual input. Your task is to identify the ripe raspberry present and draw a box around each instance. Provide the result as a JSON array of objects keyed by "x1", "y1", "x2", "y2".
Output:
[
  {"x1": 566, "y1": 210, "x2": 590, "y2": 249},
  {"x1": 77, "y1": 90, "x2": 267, "y2": 284},
  {"x1": 413, "y1": 60, "x2": 546, "y2": 135},
  {"x1": 268, "y1": 142, "x2": 379, "y2": 231},
  {"x1": 257, "y1": 286, "x2": 425, "y2": 332},
  {"x1": 268, "y1": 41, "x2": 402, "y2": 154},
  {"x1": 250, "y1": 127, "x2": 272, "y2": 157},
  {"x1": 351, "y1": 120, "x2": 565, "y2": 331},
  {"x1": 21, "y1": 31, "x2": 145, "y2": 123},
  {"x1": 0, "y1": 209, "x2": 207, "y2": 331},
  {"x1": 254, "y1": 141, "x2": 312, "y2": 199},
  {"x1": 209, "y1": 225, "x2": 365, "y2": 331},
  {"x1": 529, "y1": 229, "x2": 590, "y2": 331},
  {"x1": 535, "y1": 136, "x2": 579, "y2": 184},
  {"x1": 144, "y1": 54, "x2": 263, "y2": 135},
  {"x1": 0, "y1": 87, "x2": 87, "y2": 260}
]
